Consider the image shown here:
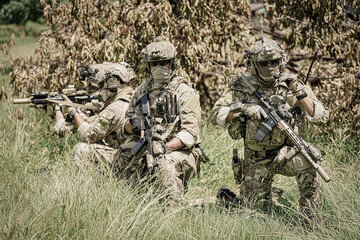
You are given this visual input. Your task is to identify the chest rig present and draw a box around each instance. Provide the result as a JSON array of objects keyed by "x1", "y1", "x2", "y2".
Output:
[
  {"x1": 146, "y1": 76, "x2": 187, "y2": 143},
  {"x1": 229, "y1": 74, "x2": 299, "y2": 146}
]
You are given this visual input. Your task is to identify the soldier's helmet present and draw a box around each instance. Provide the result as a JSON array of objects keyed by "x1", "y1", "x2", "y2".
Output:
[
  {"x1": 245, "y1": 37, "x2": 286, "y2": 75},
  {"x1": 82, "y1": 62, "x2": 135, "y2": 91},
  {"x1": 141, "y1": 36, "x2": 177, "y2": 63}
]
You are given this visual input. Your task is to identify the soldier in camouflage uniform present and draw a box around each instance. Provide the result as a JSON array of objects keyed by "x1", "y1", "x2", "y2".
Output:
[
  {"x1": 57, "y1": 62, "x2": 135, "y2": 171},
  {"x1": 121, "y1": 36, "x2": 204, "y2": 201},
  {"x1": 212, "y1": 37, "x2": 329, "y2": 223},
  {"x1": 52, "y1": 85, "x2": 101, "y2": 137}
]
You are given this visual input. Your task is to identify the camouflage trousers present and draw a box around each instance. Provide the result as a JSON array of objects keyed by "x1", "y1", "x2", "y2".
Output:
[
  {"x1": 118, "y1": 147, "x2": 199, "y2": 201},
  {"x1": 72, "y1": 142, "x2": 118, "y2": 172},
  {"x1": 240, "y1": 145, "x2": 321, "y2": 219}
]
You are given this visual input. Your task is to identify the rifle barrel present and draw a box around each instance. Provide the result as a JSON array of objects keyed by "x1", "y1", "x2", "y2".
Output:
[{"x1": 13, "y1": 98, "x2": 32, "y2": 104}]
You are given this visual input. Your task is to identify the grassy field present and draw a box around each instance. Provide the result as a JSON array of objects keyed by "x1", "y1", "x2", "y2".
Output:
[
  {"x1": 1, "y1": 71, "x2": 360, "y2": 239},
  {"x1": 0, "y1": 35, "x2": 38, "y2": 72},
  {"x1": 1, "y1": 34, "x2": 360, "y2": 239}
]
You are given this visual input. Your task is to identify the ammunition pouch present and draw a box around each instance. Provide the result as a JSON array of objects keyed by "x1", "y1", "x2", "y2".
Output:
[{"x1": 228, "y1": 115, "x2": 246, "y2": 140}]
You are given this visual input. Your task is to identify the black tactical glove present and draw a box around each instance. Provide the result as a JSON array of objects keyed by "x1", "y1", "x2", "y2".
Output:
[{"x1": 130, "y1": 115, "x2": 145, "y2": 136}]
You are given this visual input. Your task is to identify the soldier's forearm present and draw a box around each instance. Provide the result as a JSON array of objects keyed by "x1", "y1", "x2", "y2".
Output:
[
  {"x1": 54, "y1": 106, "x2": 64, "y2": 121},
  {"x1": 74, "y1": 113, "x2": 85, "y2": 128},
  {"x1": 297, "y1": 94, "x2": 315, "y2": 117},
  {"x1": 166, "y1": 137, "x2": 185, "y2": 151}
]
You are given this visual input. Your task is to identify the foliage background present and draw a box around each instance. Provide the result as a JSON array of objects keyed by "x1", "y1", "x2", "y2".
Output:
[
  {"x1": 8, "y1": 0, "x2": 251, "y2": 111},
  {"x1": 1, "y1": 1, "x2": 360, "y2": 239},
  {"x1": 4, "y1": 0, "x2": 360, "y2": 134},
  {"x1": 0, "y1": 0, "x2": 44, "y2": 25},
  {"x1": 263, "y1": 0, "x2": 360, "y2": 134}
]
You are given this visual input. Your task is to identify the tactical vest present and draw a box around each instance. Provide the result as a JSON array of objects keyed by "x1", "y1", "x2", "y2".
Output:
[
  {"x1": 229, "y1": 73, "x2": 306, "y2": 149},
  {"x1": 136, "y1": 75, "x2": 194, "y2": 143}
]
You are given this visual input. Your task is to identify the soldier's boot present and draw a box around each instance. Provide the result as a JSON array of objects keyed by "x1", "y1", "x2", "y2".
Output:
[{"x1": 216, "y1": 185, "x2": 241, "y2": 208}]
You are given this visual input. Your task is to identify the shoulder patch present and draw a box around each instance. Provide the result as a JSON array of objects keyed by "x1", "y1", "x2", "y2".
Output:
[{"x1": 184, "y1": 94, "x2": 201, "y2": 121}]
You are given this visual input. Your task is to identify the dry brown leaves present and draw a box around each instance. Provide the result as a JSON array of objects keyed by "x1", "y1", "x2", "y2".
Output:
[
  {"x1": 6, "y1": 0, "x2": 360, "y2": 133},
  {"x1": 8, "y1": 0, "x2": 251, "y2": 111},
  {"x1": 265, "y1": 0, "x2": 360, "y2": 133}
]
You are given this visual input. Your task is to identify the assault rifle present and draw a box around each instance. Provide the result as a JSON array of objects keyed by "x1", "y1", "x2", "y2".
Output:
[
  {"x1": 131, "y1": 94, "x2": 157, "y2": 173},
  {"x1": 13, "y1": 86, "x2": 100, "y2": 111},
  {"x1": 238, "y1": 72, "x2": 331, "y2": 182}
]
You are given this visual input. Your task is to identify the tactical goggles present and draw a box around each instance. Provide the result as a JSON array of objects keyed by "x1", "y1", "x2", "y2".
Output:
[
  {"x1": 257, "y1": 58, "x2": 281, "y2": 67},
  {"x1": 149, "y1": 60, "x2": 171, "y2": 67}
]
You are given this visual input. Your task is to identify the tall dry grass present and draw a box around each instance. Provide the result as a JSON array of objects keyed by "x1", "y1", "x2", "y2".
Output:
[{"x1": 1, "y1": 73, "x2": 360, "y2": 239}]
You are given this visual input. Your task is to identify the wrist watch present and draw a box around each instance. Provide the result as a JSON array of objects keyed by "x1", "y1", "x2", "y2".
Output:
[
  {"x1": 53, "y1": 105, "x2": 61, "y2": 113},
  {"x1": 69, "y1": 108, "x2": 78, "y2": 117},
  {"x1": 296, "y1": 89, "x2": 308, "y2": 100}
]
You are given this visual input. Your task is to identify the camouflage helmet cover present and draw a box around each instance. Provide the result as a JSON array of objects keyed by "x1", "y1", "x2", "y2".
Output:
[
  {"x1": 141, "y1": 36, "x2": 177, "y2": 62},
  {"x1": 90, "y1": 62, "x2": 135, "y2": 85},
  {"x1": 247, "y1": 37, "x2": 284, "y2": 62}
]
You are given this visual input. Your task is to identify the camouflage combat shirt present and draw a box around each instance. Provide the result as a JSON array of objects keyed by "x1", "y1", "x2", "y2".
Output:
[
  {"x1": 77, "y1": 86, "x2": 133, "y2": 148},
  {"x1": 212, "y1": 72, "x2": 329, "y2": 150},
  {"x1": 124, "y1": 74, "x2": 201, "y2": 149}
]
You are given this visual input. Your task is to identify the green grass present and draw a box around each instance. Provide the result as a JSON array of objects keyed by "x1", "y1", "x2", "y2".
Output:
[
  {"x1": 1, "y1": 72, "x2": 360, "y2": 239},
  {"x1": 1, "y1": 20, "x2": 359, "y2": 239},
  {"x1": 0, "y1": 22, "x2": 43, "y2": 72},
  {"x1": 0, "y1": 35, "x2": 38, "y2": 68}
]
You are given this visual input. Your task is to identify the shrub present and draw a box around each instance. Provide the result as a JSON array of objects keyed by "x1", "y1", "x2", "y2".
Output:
[{"x1": 0, "y1": 0, "x2": 43, "y2": 25}]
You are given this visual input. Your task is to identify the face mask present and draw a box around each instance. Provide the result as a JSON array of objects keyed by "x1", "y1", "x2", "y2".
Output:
[
  {"x1": 151, "y1": 66, "x2": 170, "y2": 82},
  {"x1": 256, "y1": 63, "x2": 280, "y2": 87}
]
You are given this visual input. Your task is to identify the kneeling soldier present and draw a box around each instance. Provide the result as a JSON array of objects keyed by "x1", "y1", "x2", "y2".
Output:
[
  {"x1": 122, "y1": 36, "x2": 205, "y2": 201},
  {"x1": 57, "y1": 62, "x2": 135, "y2": 172},
  {"x1": 212, "y1": 37, "x2": 329, "y2": 224}
]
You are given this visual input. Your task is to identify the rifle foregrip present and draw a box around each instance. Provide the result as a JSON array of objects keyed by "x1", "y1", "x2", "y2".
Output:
[{"x1": 13, "y1": 98, "x2": 32, "y2": 104}]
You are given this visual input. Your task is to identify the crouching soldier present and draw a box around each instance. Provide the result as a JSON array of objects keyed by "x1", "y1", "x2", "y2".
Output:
[
  {"x1": 57, "y1": 62, "x2": 135, "y2": 172},
  {"x1": 52, "y1": 80, "x2": 102, "y2": 137},
  {"x1": 121, "y1": 36, "x2": 206, "y2": 201},
  {"x1": 212, "y1": 37, "x2": 329, "y2": 225}
]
